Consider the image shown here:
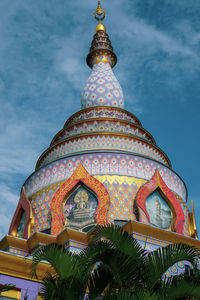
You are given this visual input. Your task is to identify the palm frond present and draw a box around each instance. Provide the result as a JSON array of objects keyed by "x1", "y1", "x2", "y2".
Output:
[
  {"x1": 103, "y1": 287, "x2": 134, "y2": 300},
  {"x1": 0, "y1": 284, "x2": 15, "y2": 293},
  {"x1": 40, "y1": 271, "x2": 86, "y2": 300},
  {"x1": 87, "y1": 263, "x2": 113, "y2": 298},
  {"x1": 160, "y1": 266, "x2": 200, "y2": 299},
  {"x1": 88, "y1": 225, "x2": 146, "y2": 265},
  {"x1": 145, "y1": 243, "x2": 200, "y2": 289},
  {"x1": 81, "y1": 240, "x2": 146, "y2": 289},
  {"x1": 32, "y1": 243, "x2": 80, "y2": 280}
]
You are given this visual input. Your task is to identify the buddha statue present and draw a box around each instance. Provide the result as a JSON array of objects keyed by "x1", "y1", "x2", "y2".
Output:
[{"x1": 72, "y1": 190, "x2": 90, "y2": 220}]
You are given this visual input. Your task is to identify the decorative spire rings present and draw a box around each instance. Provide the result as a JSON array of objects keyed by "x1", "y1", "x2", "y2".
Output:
[
  {"x1": 81, "y1": 1, "x2": 124, "y2": 109},
  {"x1": 94, "y1": 0, "x2": 105, "y2": 21},
  {"x1": 86, "y1": 1, "x2": 117, "y2": 69}
]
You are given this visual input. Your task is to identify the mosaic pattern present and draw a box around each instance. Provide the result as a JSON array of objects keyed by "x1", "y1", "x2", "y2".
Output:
[
  {"x1": 8, "y1": 246, "x2": 28, "y2": 257},
  {"x1": 52, "y1": 120, "x2": 154, "y2": 145},
  {"x1": 165, "y1": 261, "x2": 186, "y2": 277},
  {"x1": 134, "y1": 233, "x2": 188, "y2": 276},
  {"x1": 31, "y1": 190, "x2": 54, "y2": 234},
  {"x1": 25, "y1": 153, "x2": 187, "y2": 201},
  {"x1": 64, "y1": 240, "x2": 87, "y2": 253},
  {"x1": 29, "y1": 174, "x2": 146, "y2": 234},
  {"x1": 66, "y1": 107, "x2": 140, "y2": 127},
  {"x1": 95, "y1": 175, "x2": 146, "y2": 222},
  {"x1": 92, "y1": 55, "x2": 112, "y2": 66},
  {"x1": 37, "y1": 135, "x2": 169, "y2": 169},
  {"x1": 81, "y1": 62, "x2": 124, "y2": 108},
  {"x1": 132, "y1": 232, "x2": 170, "y2": 251},
  {"x1": 28, "y1": 175, "x2": 188, "y2": 235},
  {"x1": 51, "y1": 163, "x2": 110, "y2": 236}
]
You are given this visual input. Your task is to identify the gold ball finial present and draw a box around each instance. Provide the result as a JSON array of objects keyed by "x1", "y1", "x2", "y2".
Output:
[
  {"x1": 94, "y1": 0, "x2": 105, "y2": 21},
  {"x1": 95, "y1": 22, "x2": 106, "y2": 32}
]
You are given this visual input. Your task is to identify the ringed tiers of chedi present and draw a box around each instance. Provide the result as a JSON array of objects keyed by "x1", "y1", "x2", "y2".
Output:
[{"x1": 0, "y1": 1, "x2": 198, "y2": 299}]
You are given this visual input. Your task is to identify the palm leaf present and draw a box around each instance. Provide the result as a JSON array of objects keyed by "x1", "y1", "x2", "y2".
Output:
[
  {"x1": 103, "y1": 287, "x2": 134, "y2": 300},
  {"x1": 88, "y1": 225, "x2": 146, "y2": 260},
  {"x1": 40, "y1": 271, "x2": 86, "y2": 300},
  {"x1": 87, "y1": 263, "x2": 113, "y2": 298},
  {"x1": 32, "y1": 244, "x2": 88, "y2": 299},
  {"x1": 145, "y1": 243, "x2": 200, "y2": 290},
  {"x1": 32, "y1": 244, "x2": 79, "y2": 280},
  {"x1": 87, "y1": 225, "x2": 148, "y2": 288},
  {"x1": 162, "y1": 266, "x2": 200, "y2": 299},
  {"x1": 0, "y1": 284, "x2": 15, "y2": 293}
]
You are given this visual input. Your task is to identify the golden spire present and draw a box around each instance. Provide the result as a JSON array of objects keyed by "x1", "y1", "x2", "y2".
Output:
[{"x1": 94, "y1": 0, "x2": 106, "y2": 32}]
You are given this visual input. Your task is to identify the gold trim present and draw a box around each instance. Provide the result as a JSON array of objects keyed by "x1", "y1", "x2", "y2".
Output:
[
  {"x1": 51, "y1": 118, "x2": 155, "y2": 146},
  {"x1": 96, "y1": 23, "x2": 106, "y2": 33},
  {"x1": 64, "y1": 106, "x2": 142, "y2": 128},
  {"x1": 0, "y1": 236, "x2": 28, "y2": 252},
  {"x1": 191, "y1": 200, "x2": 197, "y2": 232},
  {"x1": 188, "y1": 200, "x2": 198, "y2": 239},
  {"x1": 57, "y1": 228, "x2": 87, "y2": 245},
  {"x1": 36, "y1": 132, "x2": 170, "y2": 169},
  {"x1": 27, "y1": 232, "x2": 57, "y2": 250},
  {"x1": 0, "y1": 290, "x2": 21, "y2": 299},
  {"x1": 1, "y1": 222, "x2": 200, "y2": 283},
  {"x1": 123, "y1": 221, "x2": 200, "y2": 249},
  {"x1": 0, "y1": 252, "x2": 52, "y2": 282},
  {"x1": 94, "y1": 1, "x2": 105, "y2": 21},
  {"x1": 1, "y1": 221, "x2": 200, "y2": 254}
]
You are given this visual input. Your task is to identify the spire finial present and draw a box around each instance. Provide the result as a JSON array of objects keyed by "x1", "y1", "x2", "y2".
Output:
[{"x1": 94, "y1": 0, "x2": 105, "y2": 22}]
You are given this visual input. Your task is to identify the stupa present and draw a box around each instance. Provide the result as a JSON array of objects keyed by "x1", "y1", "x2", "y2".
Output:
[{"x1": 0, "y1": 1, "x2": 199, "y2": 299}]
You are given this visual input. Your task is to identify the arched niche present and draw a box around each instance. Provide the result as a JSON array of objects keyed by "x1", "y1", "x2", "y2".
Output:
[
  {"x1": 51, "y1": 163, "x2": 110, "y2": 236},
  {"x1": 135, "y1": 170, "x2": 185, "y2": 234},
  {"x1": 62, "y1": 182, "x2": 99, "y2": 232},
  {"x1": 145, "y1": 188, "x2": 176, "y2": 231},
  {"x1": 8, "y1": 187, "x2": 34, "y2": 239}
]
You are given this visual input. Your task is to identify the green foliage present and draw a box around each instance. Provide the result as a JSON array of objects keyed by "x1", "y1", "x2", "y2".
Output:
[
  {"x1": 0, "y1": 284, "x2": 15, "y2": 293},
  {"x1": 32, "y1": 225, "x2": 200, "y2": 300},
  {"x1": 32, "y1": 244, "x2": 88, "y2": 300}
]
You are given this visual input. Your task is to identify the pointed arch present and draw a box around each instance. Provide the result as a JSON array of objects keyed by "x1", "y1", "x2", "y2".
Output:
[
  {"x1": 8, "y1": 187, "x2": 34, "y2": 239},
  {"x1": 135, "y1": 170, "x2": 185, "y2": 234},
  {"x1": 51, "y1": 163, "x2": 110, "y2": 236}
]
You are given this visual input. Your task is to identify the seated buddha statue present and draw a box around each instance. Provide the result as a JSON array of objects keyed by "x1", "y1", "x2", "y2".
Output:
[{"x1": 72, "y1": 189, "x2": 90, "y2": 220}]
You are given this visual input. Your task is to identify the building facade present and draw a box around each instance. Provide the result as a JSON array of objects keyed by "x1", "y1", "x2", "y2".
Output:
[{"x1": 0, "y1": 1, "x2": 198, "y2": 299}]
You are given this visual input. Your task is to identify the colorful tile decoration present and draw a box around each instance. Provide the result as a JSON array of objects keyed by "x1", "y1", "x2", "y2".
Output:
[
  {"x1": 8, "y1": 246, "x2": 29, "y2": 256},
  {"x1": 52, "y1": 120, "x2": 154, "y2": 145},
  {"x1": 37, "y1": 135, "x2": 169, "y2": 168},
  {"x1": 95, "y1": 175, "x2": 146, "y2": 222},
  {"x1": 131, "y1": 233, "x2": 187, "y2": 276},
  {"x1": 65, "y1": 107, "x2": 140, "y2": 127},
  {"x1": 31, "y1": 190, "x2": 54, "y2": 234},
  {"x1": 136, "y1": 170, "x2": 185, "y2": 234},
  {"x1": 29, "y1": 172, "x2": 189, "y2": 235},
  {"x1": 165, "y1": 261, "x2": 186, "y2": 278},
  {"x1": 25, "y1": 153, "x2": 186, "y2": 201},
  {"x1": 50, "y1": 163, "x2": 110, "y2": 236},
  {"x1": 81, "y1": 62, "x2": 124, "y2": 108}
]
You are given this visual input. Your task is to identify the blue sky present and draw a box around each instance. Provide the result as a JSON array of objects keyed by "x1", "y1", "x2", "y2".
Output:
[{"x1": 0, "y1": 0, "x2": 200, "y2": 238}]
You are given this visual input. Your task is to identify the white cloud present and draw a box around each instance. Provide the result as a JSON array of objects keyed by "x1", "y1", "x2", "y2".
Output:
[{"x1": 0, "y1": 183, "x2": 19, "y2": 238}]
